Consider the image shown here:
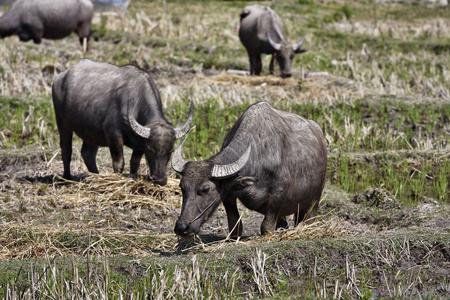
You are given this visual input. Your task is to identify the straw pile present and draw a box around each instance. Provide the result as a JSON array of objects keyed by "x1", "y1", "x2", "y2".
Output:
[
  {"x1": 67, "y1": 173, "x2": 182, "y2": 209},
  {"x1": 0, "y1": 225, "x2": 179, "y2": 260},
  {"x1": 179, "y1": 219, "x2": 348, "y2": 253},
  {"x1": 210, "y1": 73, "x2": 299, "y2": 87}
]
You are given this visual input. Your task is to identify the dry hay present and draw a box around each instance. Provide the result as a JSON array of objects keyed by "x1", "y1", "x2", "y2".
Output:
[
  {"x1": 66, "y1": 173, "x2": 182, "y2": 209},
  {"x1": 300, "y1": 73, "x2": 372, "y2": 101},
  {"x1": 257, "y1": 219, "x2": 347, "y2": 243},
  {"x1": 210, "y1": 73, "x2": 299, "y2": 87},
  {"x1": 178, "y1": 218, "x2": 349, "y2": 253},
  {"x1": 0, "y1": 224, "x2": 179, "y2": 261},
  {"x1": 331, "y1": 18, "x2": 450, "y2": 39}
]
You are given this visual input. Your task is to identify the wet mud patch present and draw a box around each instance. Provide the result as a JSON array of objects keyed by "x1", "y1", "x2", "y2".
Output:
[
  {"x1": 352, "y1": 187, "x2": 401, "y2": 209},
  {"x1": 0, "y1": 151, "x2": 47, "y2": 175}
]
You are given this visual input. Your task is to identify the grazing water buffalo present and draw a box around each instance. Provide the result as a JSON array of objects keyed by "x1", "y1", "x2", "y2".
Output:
[
  {"x1": 52, "y1": 59, "x2": 194, "y2": 185},
  {"x1": 172, "y1": 102, "x2": 327, "y2": 238},
  {"x1": 239, "y1": 5, "x2": 307, "y2": 78},
  {"x1": 0, "y1": 0, "x2": 93, "y2": 51}
]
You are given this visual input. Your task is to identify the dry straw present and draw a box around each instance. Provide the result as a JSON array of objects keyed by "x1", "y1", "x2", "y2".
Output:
[
  {"x1": 68, "y1": 173, "x2": 182, "y2": 209},
  {"x1": 211, "y1": 73, "x2": 299, "y2": 87},
  {"x1": 0, "y1": 224, "x2": 179, "y2": 260},
  {"x1": 179, "y1": 218, "x2": 348, "y2": 254}
]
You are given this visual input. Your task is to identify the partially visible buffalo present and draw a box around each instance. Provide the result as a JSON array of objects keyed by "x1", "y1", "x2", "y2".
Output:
[
  {"x1": 239, "y1": 5, "x2": 307, "y2": 78},
  {"x1": 0, "y1": 0, "x2": 93, "y2": 51},
  {"x1": 171, "y1": 102, "x2": 327, "y2": 238},
  {"x1": 52, "y1": 59, "x2": 194, "y2": 185}
]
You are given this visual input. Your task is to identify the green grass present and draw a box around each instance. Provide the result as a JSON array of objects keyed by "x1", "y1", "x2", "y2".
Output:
[
  {"x1": 328, "y1": 155, "x2": 449, "y2": 204},
  {"x1": 0, "y1": 97, "x2": 57, "y2": 149}
]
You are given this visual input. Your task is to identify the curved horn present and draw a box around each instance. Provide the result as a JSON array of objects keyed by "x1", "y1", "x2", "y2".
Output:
[
  {"x1": 128, "y1": 99, "x2": 152, "y2": 138},
  {"x1": 211, "y1": 144, "x2": 252, "y2": 179},
  {"x1": 292, "y1": 34, "x2": 306, "y2": 52},
  {"x1": 267, "y1": 33, "x2": 281, "y2": 51},
  {"x1": 174, "y1": 100, "x2": 194, "y2": 139},
  {"x1": 171, "y1": 136, "x2": 189, "y2": 173}
]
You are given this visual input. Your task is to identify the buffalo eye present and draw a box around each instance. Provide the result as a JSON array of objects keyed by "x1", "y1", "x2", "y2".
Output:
[{"x1": 197, "y1": 184, "x2": 212, "y2": 195}]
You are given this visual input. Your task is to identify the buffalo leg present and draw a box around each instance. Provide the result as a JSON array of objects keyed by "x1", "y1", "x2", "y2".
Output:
[
  {"x1": 130, "y1": 150, "x2": 144, "y2": 175},
  {"x1": 223, "y1": 196, "x2": 242, "y2": 238},
  {"x1": 82, "y1": 38, "x2": 87, "y2": 53},
  {"x1": 248, "y1": 52, "x2": 255, "y2": 75},
  {"x1": 58, "y1": 127, "x2": 73, "y2": 180},
  {"x1": 108, "y1": 140, "x2": 125, "y2": 173},
  {"x1": 261, "y1": 211, "x2": 278, "y2": 235},
  {"x1": 269, "y1": 55, "x2": 275, "y2": 74},
  {"x1": 254, "y1": 55, "x2": 262, "y2": 76},
  {"x1": 77, "y1": 22, "x2": 91, "y2": 52},
  {"x1": 81, "y1": 142, "x2": 99, "y2": 174}
]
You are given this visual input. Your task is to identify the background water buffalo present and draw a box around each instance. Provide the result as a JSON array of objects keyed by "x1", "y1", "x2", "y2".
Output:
[
  {"x1": 52, "y1": 59, "x2": 194, "y2": 185},
  {"x1": 239, "y1": 5, "x2": 307, "y2": 78},
  {"x1": 172, "y1": 102, "x2": 327, "y2": 237},
  {"x1": 0, "y1": 0, "x2": 93, "y2": 51}
]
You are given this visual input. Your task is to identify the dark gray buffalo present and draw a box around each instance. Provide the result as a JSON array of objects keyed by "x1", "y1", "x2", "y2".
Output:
[
  {"x1": 171, "y1": 102, "x2": 327, "y2": 238},
  {"x1": 0, "y1": 0, "x2": 93, "y2": 51},
  {"x1": 239, "y1": 5, "x2": 307, "y2": 78},
  {"x1": 52, "y1": 59, "x2": 194, "y2": 185}
]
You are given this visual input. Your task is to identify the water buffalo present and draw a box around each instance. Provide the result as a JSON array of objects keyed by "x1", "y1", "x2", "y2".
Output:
[
  {"x1": 0, "y1": 0, "x2": 93, "y2": 51},
  {"x1": 239, "y1": 5, "x2": 307, "y2": 78},
  {"x1": 52, "y1": 59, "x2": 194, "y2": 185},
  {"x1": 172, "y1": 102, "x2": 327, "y2": 238}
]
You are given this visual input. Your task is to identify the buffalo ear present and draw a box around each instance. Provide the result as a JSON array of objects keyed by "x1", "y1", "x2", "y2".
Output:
[
  {"x1": 234, "y1": 176, "x2": 257, "y2": 188},
  {"x1": 295, "y1": 48, "x2": 307, "y2": 54}
]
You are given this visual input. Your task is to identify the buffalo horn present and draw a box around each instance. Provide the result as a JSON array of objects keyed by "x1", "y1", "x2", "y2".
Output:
[
  {"x1": 174, "y1": 100, "x2": 195, "y2": 139},
  {"x1": 292, "y1": 34, "x2": 306, "y2": 52},
  {"x1": 267, "y1": 33, "x2": 281, "y2": 51},
  {"x1": 211, "y1": 144, "x2": 252, "y2": 179},
  {"x1": 128, "y1": 99, "x2": 152, "y2": 139},
  {"x1": 171, "y1": 136, "x2": 189, "y2": 173}
]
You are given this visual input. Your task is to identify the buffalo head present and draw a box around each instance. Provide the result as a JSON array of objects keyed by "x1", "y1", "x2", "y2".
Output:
[
  {"x1": 128, "y1": 101, "x2": 194, "y2": 185},
  {"x1": 268, "y1": 33, "x2": 307, "y2": 78},
  {"x1": 171, "y1": 136, "x2": 252, "y2": 237}
]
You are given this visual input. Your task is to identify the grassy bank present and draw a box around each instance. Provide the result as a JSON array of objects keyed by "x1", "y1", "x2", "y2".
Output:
[{"x1": 1, "y1": 232, "x2": 449, "y2": 299}]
